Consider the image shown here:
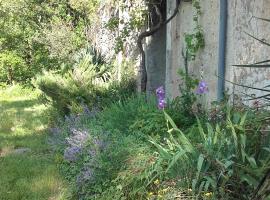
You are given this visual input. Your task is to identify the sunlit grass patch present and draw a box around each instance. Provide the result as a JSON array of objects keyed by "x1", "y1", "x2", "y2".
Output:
[{"x1": 0, "y1": 85, "x2": 69, "y2": 200}]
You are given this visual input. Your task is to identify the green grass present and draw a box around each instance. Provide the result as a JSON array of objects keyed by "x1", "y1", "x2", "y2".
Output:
[{"x1": 0, "y1": 85, "x2": 69, "y2": 200}]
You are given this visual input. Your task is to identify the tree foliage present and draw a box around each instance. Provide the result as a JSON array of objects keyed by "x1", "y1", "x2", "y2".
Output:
[{"x1": 0, "y1": 0, "x2": 99, "y2": 84}]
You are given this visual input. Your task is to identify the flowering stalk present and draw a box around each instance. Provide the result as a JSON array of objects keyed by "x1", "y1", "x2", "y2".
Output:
[
  {"x1": 156, "y1": 86, "x2": 166, "y2": 109},
  {"x1": 196, "y1": 80, "x2": 208, "y2": 95}
]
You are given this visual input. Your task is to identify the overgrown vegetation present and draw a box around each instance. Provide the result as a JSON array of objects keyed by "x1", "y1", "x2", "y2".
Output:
[
  {"x1": 1, "y1": 1, "x2": 270, "y2": 200},
  {"x1": 35, "y1": 50, "x2": 269, "y2": 199},
  {"x1": 47, "y1": 81, "x2": 270, "y2": 199}
]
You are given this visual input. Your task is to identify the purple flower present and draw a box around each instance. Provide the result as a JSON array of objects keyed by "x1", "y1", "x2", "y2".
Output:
[
  {"x1": 93, "y1": 138, "x2": 107, "y2": 150},
  {"x1": 67, "y1": 128, "x2": 89, "y2": 147},
  {"x1": 63, "y1": 128, "x2": 89, "y2": 162},
  {"x1": 158, "y1": 99, "x2": 166, "y2": 110},
  {"x1": 76, "y1": 167, "x2": 94, "y2": 186},
  {"x1": 196, "y1": 81, "x2": 208, "y2": 94},
  {"x1": 156, "y1": 86, "x2": 166, "y2": 109},
  {"x1": 64, "y1": 146, "x2": 82, "y2": 162},
  {"x1": 156, "y1": 86, "x2": 165, "y2": 99}
]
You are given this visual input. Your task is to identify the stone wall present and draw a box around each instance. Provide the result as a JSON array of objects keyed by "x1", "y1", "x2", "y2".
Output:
[
  {"x1": 163, "y1": 0, "x2": 270, "y2": 103},
  {"x1": 226, "y1": 0, "x2": 270, "y2": 105}
]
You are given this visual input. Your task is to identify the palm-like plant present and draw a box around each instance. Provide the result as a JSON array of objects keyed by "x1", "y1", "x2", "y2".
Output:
[{"x1": 230, "y1": 16, "x2": 270, "y2": 200}]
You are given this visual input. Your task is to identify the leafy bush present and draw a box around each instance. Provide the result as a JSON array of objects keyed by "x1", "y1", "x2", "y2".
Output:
[
  {"x1": 34, "y1": 49, "x2": 136, "y2": 114},
  {"x1": 50, "y1": 104, "x2": 151, "y2": 199},
  {"x1": 0, "y1": 51, "x2": 28, "y2": 84},
  {"x1": 48, "y1": 69, "x2": 270, "y2": 200},
  {"x1": 148, "y1": 109, "x2": 270, "y2": 199},
  {"x1": 34, "y1": 69, "x2": 98, "y2": 114},
  {"x1": 49, "y1": 90, "x2": 208, "y2": 199}
]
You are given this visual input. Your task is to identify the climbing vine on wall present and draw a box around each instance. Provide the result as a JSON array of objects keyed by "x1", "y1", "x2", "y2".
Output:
[{"x1": 185, "y1": 0, "x2": 204, "y2": 61}]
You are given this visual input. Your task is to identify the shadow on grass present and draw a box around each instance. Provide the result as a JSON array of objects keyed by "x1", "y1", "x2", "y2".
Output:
[
  {"x1": 0, "y1": 99, "x2": 40, "y2": 109},
  {"x1": 0, "y1": 151, "x2": 65, "y2": 200},
  {"x1": 0, "y1": 93, "x2": 68, "y2": 200},
  {"x1": 0, "y1": 98, "x2": 50, "y2": 134}
]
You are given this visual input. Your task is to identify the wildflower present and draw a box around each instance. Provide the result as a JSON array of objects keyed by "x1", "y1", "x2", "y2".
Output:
[
  {"x1": 64, "y1": 128, "x2": 89, "y2": 162},
  {"x1": 158, "y1": 99, "x2": 166, "y2": 110},
  {"x1": 64, "y1": 146, "x2": 82, "y2": 162},
  {"x1": 49, "y1": 127, "x2": 61, "y2": 136},
  {"x1": 148, "y1": 192, "x2": 154, "y2": 196},
  {"x1": 156, "y1": 86, "x2": 166, "y2": 110},
  {"x1": 82, "y1": 104, "x2": 99, "y2": 117},
  {"x1": 67, "y1": 128, "x2": 89, "y2": 147},
  {"x1": 162, "y1": 188, "x2": 169, "y2": 193},
  {"x1": 204, "y1": 192, "x2": 213, "y2": 197},
  {"x1": 196, "y1": 80, "x2": 208, "y2": 94},
  {"x1": 48, "y1": 127, "x2": 66, "y2": 148},
  {"x1": 76, "y1": 167, "x2": 94, "y2": 186},
  {"x1": 154, "y1": 179, "x2": 160, "y2": 185},
  {"x1": 156, "y1": 86, "x2": 165, "y2": 99}
]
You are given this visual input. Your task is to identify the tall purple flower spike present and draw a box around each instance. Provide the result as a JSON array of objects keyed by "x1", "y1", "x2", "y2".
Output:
[
  {"x1": 196, "y1": 81, "x2": 208, "y2": 94},
  {"x1": 158, "y1": 99, "x2": 166, "y2": 109},
  {"x1": 156, "y1": 86, "x2": 165, "y2": 99},
  {"x1": 156, "y1": 86, "x2": 166, "y2": 109}
]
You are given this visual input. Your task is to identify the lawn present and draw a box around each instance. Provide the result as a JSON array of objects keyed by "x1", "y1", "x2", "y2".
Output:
[{"x1": 0, "y1": 85, "x2": 69, "y2": 200}]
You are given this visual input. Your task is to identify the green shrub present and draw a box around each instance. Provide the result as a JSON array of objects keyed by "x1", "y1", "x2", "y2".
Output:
[
  {"x1": 0, "y1": 51, "x2": 28, "y2": 84},
  {"x1": 99, "y1": 95, "x2": 157, "y2": 132},
  {"x1": 147, "y1": 109, "x2": 270, "y2": 199},
  {"x1": 34, "y1": 69, "x2": 97, "y2": 114},
  {"x1": 50, "y1": 94, "x2": 169, "y2": 199},
  {"x1": 34, "y1": 51, "x2": 136, "y2": 114}
]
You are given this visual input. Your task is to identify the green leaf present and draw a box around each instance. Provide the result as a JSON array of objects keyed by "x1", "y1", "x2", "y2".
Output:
[
  {"x1": 262, "y1": 147, "x2": 270, "y2": 153},
  {"x1": 197, "y1": 117, "x2": 206, "y2": 141},
  {"x1": 149, "y1": 139, "x2": 171, "y2": 158},
  {"x1": 240, "y1": 174, "x2": 259, "y2": 186},
  {"x1": 164, "y1": 111, "x2": 178, "y2": 130},
  {"x1": 254, "y1": 59, "x2": 270, "y2": 65},
  {"x1": 205, "y1": 176, "x2": 217, "y2": 190},
  {"x1": 164, "y1": 111, "x2": 195, "y2": 153},
  {"x1": 246, "y1": 94, "x2": 270, "y2": 101},
  {"x1": 224, "y1": 78, "x2": 270, "y2": 93},
  {"x1": 213, "y1": 124, "x2": 221, "y2": 145},
  {"x1": 227, "y1": 118, "x2": 238, "y2": 150},
  {"x1": 224, "y1": 160, "x2": 234, "y2": 169},
  {"x1": 207, "y1": 123, "x2": 214, "y2": 142},
  {"x1": 233, "y1": 112, "x2": 241, "y2": 124},
  {"x1": 197, "y1": 154, "x2": 204, "y2": 177},
  {"x1": 198, "y1": 181, "x2": 206, "y2": 194},
  {"x1": 240, "y1": 134, "x2": 247, "y2": 162},
  {"x1": 166, "y1": 149, "x2": 187, "y2": 173},
  {"x1": 247, "y1": 156, "x2": 257, "y2": 168}
]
